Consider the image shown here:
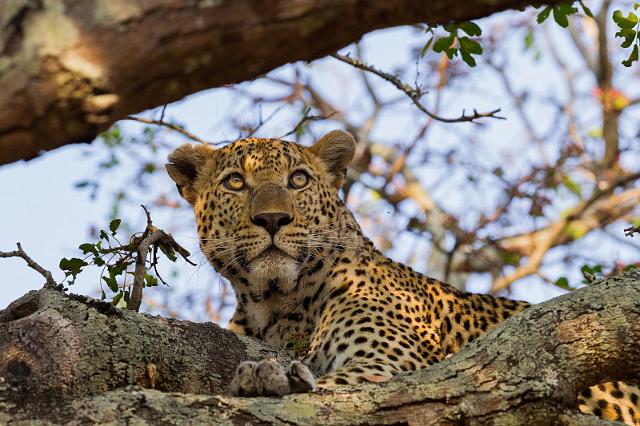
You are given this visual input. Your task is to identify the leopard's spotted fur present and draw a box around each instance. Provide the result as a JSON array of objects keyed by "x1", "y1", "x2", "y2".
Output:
[{"x1": 166, "y1": 130, "x2": 639, "y2": 425}]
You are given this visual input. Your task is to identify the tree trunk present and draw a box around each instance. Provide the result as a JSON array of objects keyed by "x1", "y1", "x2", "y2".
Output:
[
  {"x1": 0, "y1": 0, "x2": 559, "y2": 165},
  {"x1": 1, "y1": 270, "x2": 638, "y2": 425}
]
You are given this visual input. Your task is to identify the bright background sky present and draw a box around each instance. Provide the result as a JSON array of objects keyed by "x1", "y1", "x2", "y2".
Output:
[{"x1": 1, "y1": 9, "x2": 638, "y2": 320}]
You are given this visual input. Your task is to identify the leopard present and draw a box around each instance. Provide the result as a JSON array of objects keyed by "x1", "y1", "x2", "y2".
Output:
[{"x1": 166, "y1": 129, "x2": 640, "y2": 425}]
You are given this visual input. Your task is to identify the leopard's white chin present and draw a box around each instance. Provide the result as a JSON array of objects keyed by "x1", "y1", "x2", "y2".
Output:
[{"x1": 249, "y1": 247, "x2": 300, "y2": 293}]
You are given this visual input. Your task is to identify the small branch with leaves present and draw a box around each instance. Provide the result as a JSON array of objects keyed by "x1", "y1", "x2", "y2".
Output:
[
  {"x1": 0, "y1": 243, "x2": 58, "y2": 289},
  {"x1": 59, "y1": 206, "x2": 195, "y2": 312},
  {"x1": 330, "y1": 53, "x2": 504, "y2": 123}
]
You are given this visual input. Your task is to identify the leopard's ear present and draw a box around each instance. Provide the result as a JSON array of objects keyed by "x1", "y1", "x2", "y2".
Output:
[
  {"x1": 165, "y1": 144, "x2": 214, "y2": 205},
  {"x1": 308, "y1": 130, "x2": 356, "y2": 188}
]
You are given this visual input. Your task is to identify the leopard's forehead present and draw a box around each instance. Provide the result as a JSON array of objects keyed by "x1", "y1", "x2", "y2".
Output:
[{"x1": 217, "y1": 138, "x2": 310, "y2": 172}]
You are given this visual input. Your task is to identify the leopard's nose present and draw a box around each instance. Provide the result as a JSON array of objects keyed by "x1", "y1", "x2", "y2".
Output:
[{"x1": 251, "y1": 212, "x2": 293, "y2": 237}]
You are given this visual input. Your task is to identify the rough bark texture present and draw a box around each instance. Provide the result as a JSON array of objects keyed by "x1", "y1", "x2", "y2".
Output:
[
  {"x1": 0, "y1": 0, "x2": 560, "y2": 165},
  {"x1": 1, "y1": 270, "x2": 638, "y2": 425}
]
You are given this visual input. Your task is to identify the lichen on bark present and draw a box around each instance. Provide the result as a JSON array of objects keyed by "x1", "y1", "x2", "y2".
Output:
[{"x1": 0, "y1": 271, "x2": 638, "y2": 425}]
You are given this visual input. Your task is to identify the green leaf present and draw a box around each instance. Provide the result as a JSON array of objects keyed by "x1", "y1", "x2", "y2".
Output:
[
  {"x1": 420, "y1": 36, "x2": 435, "y2": 57},
  {"x1": 557, "y1": 2, "x2": 578, "y2": 15},
  {"x1": 443, "y1": 23, "x2": 458, "y2": 33},
  {"x1": 102, "y1": 276, "x2": 119, "y2": 292},
  {"x1": 553, "y1": 6, "x2": 570, "y2": 28},
  {"x1": 433, "y1": 35, "x2": 455, "y2": 53},
  {"x1": 59, "y1": 257, "x2": 88, "y2": 275},
  {"x1": 459, "y1": 21, "x2": 482, "y2": 36},
  {"x1": 108, "y1": 261, "x2": 130, "y2": 278},
  {"x1": 144, "y1": 274, "x2": 159, "y2": 287},
  {"x1": 79, "y1": 243, "x2": 98, "y2": 256},
  {"x1": 613, "y1": 10, "x2": 639, "y2": 28},
  {"x1": 616, "y1": 28, "x2": 637, "y2": 48},
  {"x1": 537, "y1": 6, "x2": 552, "y2": 23},
  {"x1": 459, "y1": 37, "x2": 483, "y2": 54},
  {"x1": 94, "y1": 257, "x2": 105, "y2": 267},
  {"x1": 460, "y1": 49, "x2": 477, "y2": 67},
  {"x1": 100, "y1": 230, "x2": 110, "y2": 242},
  {"x1": 579, "y1": 1, "x2": 593, "y2": 18},
  {"x1": 555, "y1": 277, "x2": 571, "y2": 290},
  {"x1": 622, "y1": 44, "x2": 639, "y2": 67},
  {"x1": 109, "y1": 219, "x2": 121, "y2": 235},
  {"x1": 111, "y1": 292, "x2": 123, "y2": 306},
  {"x1": 524, "y1": 30, "x2": 534, "y2": 50}
]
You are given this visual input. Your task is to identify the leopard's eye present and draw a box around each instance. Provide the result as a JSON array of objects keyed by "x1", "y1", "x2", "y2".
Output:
[
  {"x1": 223, "y1": 173, "x2": 245, "y2": 191},
  {"x1": 289, "y1": 170, "x2": 310, "y2": 189}
]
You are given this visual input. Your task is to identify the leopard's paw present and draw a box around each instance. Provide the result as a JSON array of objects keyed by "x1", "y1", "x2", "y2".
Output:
[
  {"x1": 287, "y1": 360, "x2": 316, "y2": 393},
  {"x1": 230, "y1": 359, "x2": 315, "y2": 397}
]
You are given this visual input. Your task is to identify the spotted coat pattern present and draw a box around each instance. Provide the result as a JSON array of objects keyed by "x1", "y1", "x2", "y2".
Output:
[{"x1": 166, "y1": 131, "x2": 639, "y2": 425}]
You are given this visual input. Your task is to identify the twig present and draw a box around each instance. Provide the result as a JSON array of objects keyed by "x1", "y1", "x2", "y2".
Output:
[
  {"x1": 279, "y1": 107, "x2": 334, "y2": 138},
  {"x1": 330, "y1": 53, "x2": 504, "y2": 123},
  {"x1": 0, "y1": 243, "x2": 57, "y2": 288},
  {"x1": 625, "y1": 226, "x2": 640, "y2": 238},
  {"x1": 129, "y1": 229, "x2": 164, "y2": 312},
  {"x1": 125, "y1": 115, "x2": 212, "y2": 145},
  {"x1": 127, "y1": 205, "x2": 196, "y2": 312},
  {"x1": 159, "y1": 104, "x2": 168, "y2": 122},
  {"x1": 242, "y1": 104, "x2": 287, "y2": 138}
]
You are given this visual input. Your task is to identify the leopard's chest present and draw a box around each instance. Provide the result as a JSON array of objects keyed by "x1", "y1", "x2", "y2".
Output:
[{"x1": 244, "y1": 297, "x2": 317, "y2": 350}]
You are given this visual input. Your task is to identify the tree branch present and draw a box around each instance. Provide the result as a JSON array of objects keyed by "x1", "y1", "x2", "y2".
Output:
[
  {"x1": 0, "y1": 243, "x2": 57, "y2": 288},
  {"x1": 1, "y1": 270, "x2": 638, "y2": 424},
  {"x1": 331, "y1": 53, "x2": 505, "y2": 123},
  {"x1": 125, "y1": 116, "x2": 212, "y2": 145},
  {"x1": 0, "y1": 0, "x2": 562, "y2": 165},
  {"x1": 127, "y1": 205, "x2": 195, "y2": 312}
]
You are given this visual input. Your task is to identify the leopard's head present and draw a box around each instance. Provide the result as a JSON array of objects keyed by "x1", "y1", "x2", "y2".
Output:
[{"x1": 166, "y1": 130, "x2": 356, "y2": 294}]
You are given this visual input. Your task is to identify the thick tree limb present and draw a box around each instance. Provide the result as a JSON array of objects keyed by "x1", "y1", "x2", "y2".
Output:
[
  {"x1": 1, "y1": 270, "x2": 638, "y2": 424},
  {"x1": 0, "y1": 0, "x2": 560, "y2": 165}
]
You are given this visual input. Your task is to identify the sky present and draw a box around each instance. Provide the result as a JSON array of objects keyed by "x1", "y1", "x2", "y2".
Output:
[{"x1": 1, "y1": 9, "x2": 638, "y2": 319}]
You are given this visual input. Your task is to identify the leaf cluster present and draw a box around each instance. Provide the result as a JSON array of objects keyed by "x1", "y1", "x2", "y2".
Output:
[
  {"x1": 59, "y1": 216, "x2": 176, "y2": 307},
  {"x1": 613, "y1": 4, "x2": 640, "y2": 67},
  {"x1": 536, "y1": 1, "x2": 592, "y2": 28},
  {"x1": 421, "y1": 22, "x2": 483, "y2": 67}
]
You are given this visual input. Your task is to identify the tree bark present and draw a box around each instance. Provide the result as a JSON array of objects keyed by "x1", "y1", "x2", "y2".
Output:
[
  {"x1": 0, "y1": 0, "x2": 559, "y2": 165},
  {"x1": 1, "y1": 270, "x2": 638, "y2": 425}
]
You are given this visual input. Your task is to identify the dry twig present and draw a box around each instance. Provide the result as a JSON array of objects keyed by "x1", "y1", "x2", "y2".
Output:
[
  {"x1": 625, "y1": 226, "x2": 640, "y2": 238},
  {"x1": 280, "y1": 107, "x2": 335, "y2": 138},
  {"x1": 330, "y1": 53, "x2": 504, "y2": 123},
  {"x1": 127, "y1": 205, "x2": 195, "y2": 312},
  {"x1": 126, "y1": 110, "x2": 213, "y2": 145},
  {"x1": 0, "y1": 243, "x2": 57, "y2": 288}
]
